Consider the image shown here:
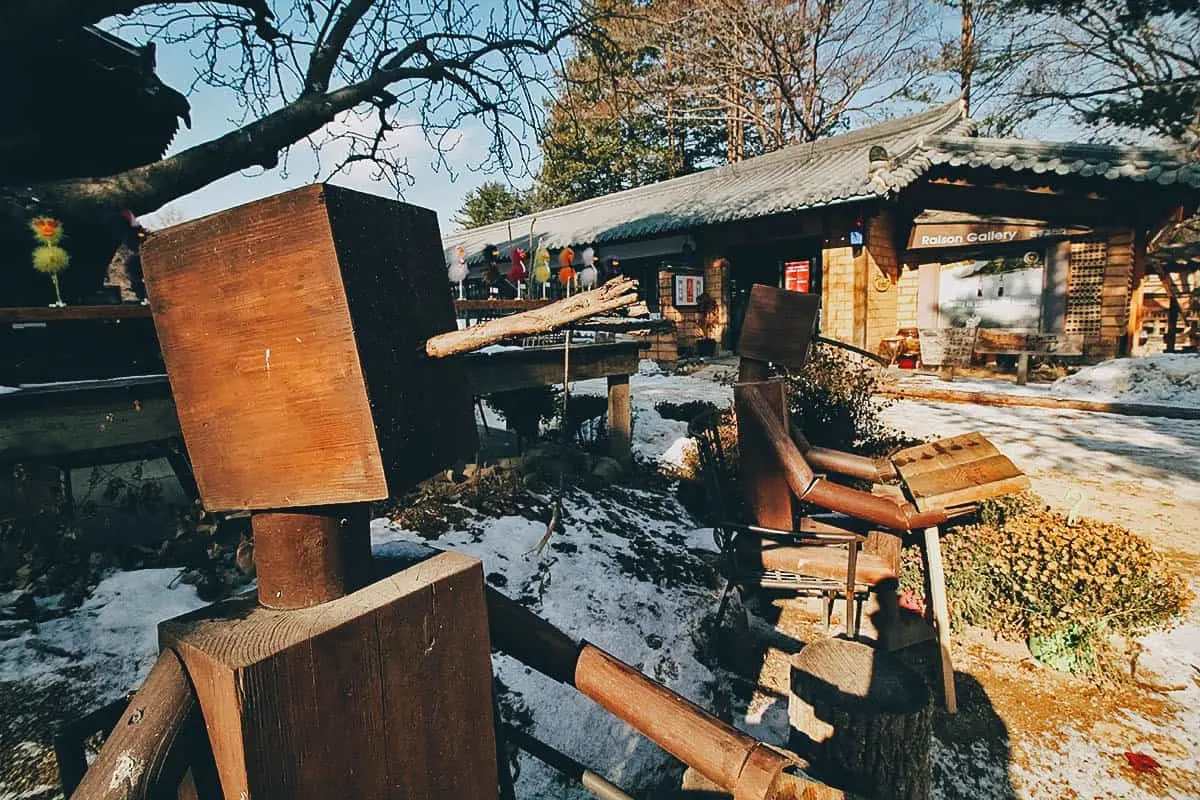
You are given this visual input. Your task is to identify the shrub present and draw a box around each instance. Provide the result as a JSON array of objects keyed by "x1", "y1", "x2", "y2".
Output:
[
  {"x1": 902, "y1": 504, "x2": 1192, "y2": 676},
  {"x1": 484, "y1": 386, "x2": 560, "y2": 443},
  {"x1": 784, "y1": 343, "x2": 912, "y2": 455},
  {"x1": 655, "y1": 399, "x2": 720, "y2": 423}
]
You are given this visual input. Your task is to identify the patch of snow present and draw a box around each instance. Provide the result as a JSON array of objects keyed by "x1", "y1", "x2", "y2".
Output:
[
  {"x1": 0, "y1": 386, "x2": 18, "y2": 395},
  {"x1": 1051, "y1": 354, "x2": 1200, "y2": 408},
  {"x1": 371, "y1": 486, "x2": 727, "y2": 799},
  {"x1": 479, "y1": 344, "x2": 524, "y2": 354},
  {"x1": 637, "y1": 359, "x2": 664, "y2": 376},
  {"x1": 0, "y1": 569, "x2": 206, "y2": 697},
  {"x1": 573, "y1": 372, "x2": 732, "y2": 466}
]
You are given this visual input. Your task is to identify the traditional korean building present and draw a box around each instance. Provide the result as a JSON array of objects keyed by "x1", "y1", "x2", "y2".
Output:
[{"x1": 444, "y1": 101, "x2": 1200, "y2": 363}]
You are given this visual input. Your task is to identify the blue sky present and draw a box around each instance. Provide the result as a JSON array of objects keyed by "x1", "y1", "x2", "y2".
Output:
[{"x1": 142, "y1": 39, "x2": 541, "y2": 234}]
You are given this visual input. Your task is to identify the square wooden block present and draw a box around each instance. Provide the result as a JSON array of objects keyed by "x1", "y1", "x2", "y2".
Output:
[
  {"x1": 160, "y1": 551, "x2": 498, "y2": 800},
  {"x1": 141, "y1": 184, "x2": 476, "y2": 510},
  {"x1": 736, "y1": 285, "x2": 820, "y2": 370}
]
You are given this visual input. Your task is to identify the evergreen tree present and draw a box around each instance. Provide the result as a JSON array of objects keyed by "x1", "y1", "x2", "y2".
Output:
[{"x1": 453, "y1": 182, "x2": 533, "y2": 229}]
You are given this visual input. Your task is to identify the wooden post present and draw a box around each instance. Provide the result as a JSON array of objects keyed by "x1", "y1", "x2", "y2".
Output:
[
  {"x1": 607, "y1": 374, "x2": 632, "y2": 469},
  {"x1": 923, "y1": 526, "x2": 957, "y2": 713},
  {"x1": 733, "y1": 379, "x2": 795, "y2": 529},
  {"x1": 1167, "y1": 296, "x2": 1179, "y2": 352},
  {"x1": 1016, "y1": 352, "x2": 1030, "y2": 386},
  {"x1": 787, "y1": 639, "x2": 932, "y2": 800},
  {"x1": 69, "y1": 651, "x2": 201, "y2": 800}
]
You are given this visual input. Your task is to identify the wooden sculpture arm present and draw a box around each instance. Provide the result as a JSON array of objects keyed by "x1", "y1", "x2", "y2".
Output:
[{"x1": 789, "y1": 424, "x2": 899, "y2": 483}]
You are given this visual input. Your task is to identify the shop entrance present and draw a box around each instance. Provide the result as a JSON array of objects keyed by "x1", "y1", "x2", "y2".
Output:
[{"x1": 728, "y1": 238, "x2": 822, "y2": 349}]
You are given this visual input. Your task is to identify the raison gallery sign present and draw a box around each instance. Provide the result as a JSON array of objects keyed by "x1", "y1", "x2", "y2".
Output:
[{"x1": 907, "y1": 220, "x2": 1091, "y2": 250}]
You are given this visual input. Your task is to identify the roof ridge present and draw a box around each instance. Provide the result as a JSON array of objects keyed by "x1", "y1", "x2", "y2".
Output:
[{"x1": 451, "y1": 101, "x2": 966, "y2": 240}]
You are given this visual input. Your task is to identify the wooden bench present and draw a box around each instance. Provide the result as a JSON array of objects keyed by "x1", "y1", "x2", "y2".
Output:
[{"x1": 973, "y1": 330, "x2": 1084, "y2": 385}]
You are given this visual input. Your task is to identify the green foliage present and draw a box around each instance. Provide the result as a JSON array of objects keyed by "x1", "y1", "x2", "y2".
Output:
[
  {"x1": 785, "y1": 343, "x2": 912, "y2": 456},
  {"x1": 902, "y1": 504, "x2": 1193, "y2": 676},
  {"x1": 453, "y1": 181, "x2": 532, "y2": 229}
]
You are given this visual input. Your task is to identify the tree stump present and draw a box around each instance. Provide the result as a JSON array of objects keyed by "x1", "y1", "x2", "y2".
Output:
[{"x1": 787, "y1": 639, "x2": 932, "y2": 800}]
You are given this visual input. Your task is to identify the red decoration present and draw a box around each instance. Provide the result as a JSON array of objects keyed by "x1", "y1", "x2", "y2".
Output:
[{"x1": 1124, "y1": 752, "x2": 1161, "y2": 774}]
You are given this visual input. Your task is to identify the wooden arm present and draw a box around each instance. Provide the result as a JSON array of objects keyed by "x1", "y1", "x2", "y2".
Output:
[
  {"x1": 789, "y1": 424, "x2": 898, "y2": 483},
  {"x1": 70, "y1": 650, "x2": 197, "y2": 800},
  {"x1": 739, "y1": 384, "x2": 949, "y2": 531}
]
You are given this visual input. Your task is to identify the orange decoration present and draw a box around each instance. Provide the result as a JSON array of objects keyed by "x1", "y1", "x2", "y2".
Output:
[
  {"x1": 558, "y1": 265, "x2": 576, "y2": 285},
  {"x1": 558, "y1": 247, "x2": 575, "y2": 268}
]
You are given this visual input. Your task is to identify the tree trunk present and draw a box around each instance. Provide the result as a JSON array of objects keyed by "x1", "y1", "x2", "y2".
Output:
[{"x1": 787, "y1": 639, "x2": 932, "y2": 800}]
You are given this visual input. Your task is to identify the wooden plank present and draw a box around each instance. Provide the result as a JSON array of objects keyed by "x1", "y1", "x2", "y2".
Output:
[
  {"x1": 463, "y1": 342, "x2": 640, "y2": 395},
  {"x1": 455, "y1": 299, "x2": 552, "y2": 314},
  {"x1": 142, "y1": 185, "x2": 475, "y2": 511},
  {"x1": 876, "y1": 384, "x2": 1200, "y2": 420},
  {"x1": 735, "y1": 285, "x2": 820, "y2": 369},
  {"x1": 607, "y1": 374, "x2": 632, "y2": 468},
  {"x1": 161, "y1": 552, "x2": 498, "y2": 800},
  {"x1": 733, "y1": 379, "x2": 794, "y2": 529},
  {"x1": 892, "y1": 434, "x2": 1029, "y2": 512},
  {"x1": 0, "y1": 305, "x2": 153, "y2": 323},
  {"x1": 918, "y1": 327, "x2": 977, "y2": 367},
  {"x1": 0, "y1": 389, "x2": 180, "y2": 462}
]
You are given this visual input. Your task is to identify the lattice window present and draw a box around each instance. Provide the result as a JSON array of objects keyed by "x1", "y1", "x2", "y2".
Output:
[{"x1": 1065, "y1": 240, "x2": 1107, "y2": 336}]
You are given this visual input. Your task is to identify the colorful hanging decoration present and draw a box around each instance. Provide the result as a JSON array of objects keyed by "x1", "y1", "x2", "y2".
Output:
[
  {"x1": 31, "y1": 216, "x2": 69, "y2": 307},
  {"x1": 448, "y1": 245, "x2": 469, "y2": 299},
  {"x1": 579, "y1": 246, "x2": 598, "y2": 290},
  {"x1": 557, "y1": 246, "x2": 576, "y2": 293},
  {"x1": 532, "y1": 239, "x2": 551, "y2": 298},
  {"x1": 508, "y1": 247, "x2": 527, "y2": 283}
]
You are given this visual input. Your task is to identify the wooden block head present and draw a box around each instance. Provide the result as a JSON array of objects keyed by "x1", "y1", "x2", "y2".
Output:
[
  {"x1": 141, "y1": 185, "x2": 476, "y2": 511},
  {"x1": 736, "y1": 285, "x2": 820, "y2": 370}
]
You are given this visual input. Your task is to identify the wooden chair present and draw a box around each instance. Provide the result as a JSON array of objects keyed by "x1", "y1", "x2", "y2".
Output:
[{"x1": 688, "y1": 409, "x2": 898, "y2": 637}]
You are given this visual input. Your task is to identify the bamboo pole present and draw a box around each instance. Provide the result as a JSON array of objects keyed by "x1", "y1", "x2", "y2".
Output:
[
  {"x1": 425, "y1": 277, "x2": 640, "y2": 358},
  {"x1": 485, "y1": 588, "x2": 843, "y2": 799}
]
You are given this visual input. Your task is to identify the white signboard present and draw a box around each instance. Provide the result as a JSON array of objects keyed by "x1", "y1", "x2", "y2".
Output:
[
  {"x1": 674, "y1": 274, "x2": 704, "y2": 306},
  {"x1": 919, "y1": 327, "x2": 978, "y2": 367},
  {"x1": 937, "y1": 253, "x2": 1044, "y2": 329}
]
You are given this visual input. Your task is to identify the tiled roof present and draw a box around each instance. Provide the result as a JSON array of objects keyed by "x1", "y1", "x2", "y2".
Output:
[
  {"x1": 445, "y1": 101, "x2": 972, "y2": 262},
  {"x1": 444, "y1": 102, "x2": 1200, "y2": 263},
  {"x1": 918, "y1": 135, "x2": 1200, "y2": 187}
]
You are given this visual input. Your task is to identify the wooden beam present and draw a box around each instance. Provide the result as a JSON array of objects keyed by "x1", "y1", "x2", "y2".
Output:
[
  {"x1": 462, "y1": 342, "x2": 641, "y2": 395},
  {"x1": 0, "y1": 305, "x2": 153, "y2": 323},
  {"x1": 70, "y1": 650, "x2": 198, "y2": 800},
  {"x1": 0, "y1": 380, "x2": 180, "y2": 463},
  {"x1": 902, "y1": 182, "x2": 1122, "y2": 226}
]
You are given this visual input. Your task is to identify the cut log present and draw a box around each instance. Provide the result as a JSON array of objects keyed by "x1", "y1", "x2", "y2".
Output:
[
  {"x1": 425, "y1": 276, "x2": 640, "y2": 358},
  {"x1": 787, "y1": 639, "x2": 932, "y2": 800}
]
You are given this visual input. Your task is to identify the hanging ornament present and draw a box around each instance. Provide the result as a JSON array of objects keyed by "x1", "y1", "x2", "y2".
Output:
[
  {"x1": 579, "y1": 247, "x2": 598, "y2": 290},
  {"x1": 482, "y1": 244, "x2": 502, "y2": 298},
  {"x1": 508, "y1": 247, "x2": 527, "y2": 283},
  {"x1": 448, "y1": 244, "x2": 469, "y2": 299},
  {"x1": 558, "y1": 247, "x2": 576, "y2": 294},
  {"x1": 31, "y1": 217, "x2": 69, "y2": 307},
  {"x1": 532, "y1": 239, "x2": 551, "y2": 298}
]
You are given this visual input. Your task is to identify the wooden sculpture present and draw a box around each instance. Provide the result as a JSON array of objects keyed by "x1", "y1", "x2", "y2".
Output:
[{"x1": 70, "y1": 189, "x2": 839, "y2": 800}]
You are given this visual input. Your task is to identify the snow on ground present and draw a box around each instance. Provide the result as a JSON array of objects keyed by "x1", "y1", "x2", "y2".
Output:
[
  {"x1": 574, "y1": 360, "x2": 734, "y2": 468},
  {"x1": 1050, "y1": 353, "x2": 1200, "y2": 408},
  {"x1": 0, "y1": 570, "x2": 205, "y2": 693},
  {"x1": 883, "y1": 396, "x2": 1200, "y2": 799},
  {"x1": 371, "y1": 487, "x2": 728, "y2": 799}
]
